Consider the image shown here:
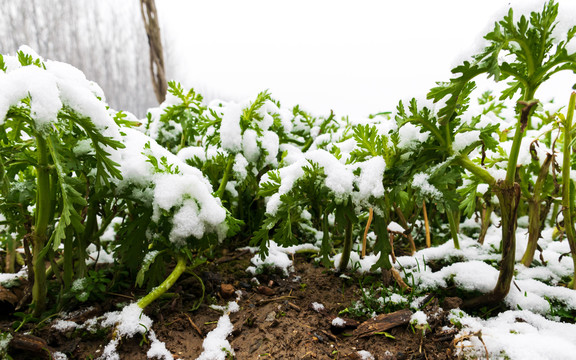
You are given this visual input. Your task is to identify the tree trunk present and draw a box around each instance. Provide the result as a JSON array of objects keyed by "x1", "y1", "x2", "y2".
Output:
[{"x1": 140, "y1": 0, "x2": 167, "y2": 103}]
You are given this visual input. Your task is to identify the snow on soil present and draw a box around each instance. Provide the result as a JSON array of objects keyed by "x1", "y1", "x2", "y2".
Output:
[
  {"x1": 196, "y1": 302, "x2": 240, "y2": 360},
  {"x1": 245, "y1": 240, "x2": 319, "y2": 275},
  {"x1": 246, "y1": 222, "x2": 575, "y2": 360}
]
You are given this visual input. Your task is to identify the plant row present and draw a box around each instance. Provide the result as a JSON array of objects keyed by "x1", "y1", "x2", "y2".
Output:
[{"x1": 0, "y1": 1, "x2": 576, "y2": 317}]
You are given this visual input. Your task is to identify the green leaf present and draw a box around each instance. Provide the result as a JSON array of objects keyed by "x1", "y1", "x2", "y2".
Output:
[
  {"x1": 136, "y1": 250, "x2": 164, "y2": 288},
  {"x1": 45, "y1": 134, "x2": 87, "y2": 250},
  {"x1": 370, "y1": 212, "x2": 392, "y2": 271}
]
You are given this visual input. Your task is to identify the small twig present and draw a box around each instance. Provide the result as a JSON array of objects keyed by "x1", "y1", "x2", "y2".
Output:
[
  {"x1": 361, "y1": 208, "x2": 374, "y2": 259},
  {"x1": 183, "y1": 312, "x2": 204, "y2": 337},
  {"x1": 257, "y1": 295, "x2": 297, "y2": 305},
  {"x1": 105, "y1": 292, "x2": 135, "y2": 300},
  {"x1": 287, "y1": 302, "x2": 301, "y2": 312},
  {"x1": 391, "y1": 268, "x2": 411, "y2": 291},
  {"x1": 453, "y1": 330, "x2": 489, "y2": 360},
  {"x1": 389, "y1": 233, "x2": 397, "y2": 264},
  {"x1": 320, "y1": 329, "x2": 338, "y2": 343}
]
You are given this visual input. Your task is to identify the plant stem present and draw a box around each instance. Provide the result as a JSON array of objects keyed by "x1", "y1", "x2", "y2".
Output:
[
  {"x1": 338, "y1": 214, "x2": 353, "y2": 273},
  {"x1": 478, "y1": 203, "x2": 492, "y2": 245},
  {"x1": 521, "y1": 153, "x2": 552, "y2": 267},
  {"x1": 446, "y1": 209, "x2": 460, "y2": 250},
  {"x1": 32, "y1": 135, "x2": 51, "y2": 316},
  {"x1": 506, "y1": 97, "x2": 538, "y2": 184},
  {"x1": 361, "y1": 208, "x2": 373, "y2": 258},
  {"x1": 215, "y1": 154, "x2": 235, "y2": 199},
  {"x1": 562, "y1": 92, "x2": 576, "y2": 289},
  {"x1": 464, "y1": 183, "x2": 521, "y2": 308},
  {"x1": 137, "y1": 254, "x2": 187, "y2": 309},
  {"x1": 422, "y1": 201, "x2": 431, "y2": 248},
  {"x1": 394, "y1": 206, "x2": 416, "y2": 255},
  {"x1": 453, "y1": 156, "x2": 496, "y2": 186},
  {"x1": 4, "y1": 236, "x2": 16, "y2": 273}
]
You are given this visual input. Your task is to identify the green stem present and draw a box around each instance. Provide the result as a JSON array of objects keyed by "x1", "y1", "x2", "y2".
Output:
[
  {"x1": 4, "y1": 236, "x2": 16, "y2": 273},
  {"x1": 464, "y1": 183, "x2": 521, "y2": 308},
  {"x1": 478, "y1": 203, "x2": 492, "y2": 245},
  {"x1": 32, "y1": 135, "x2": 51, "y2": 316},
  {"x1": 446, "y1": 209, "x2": 461, "y2": 250},
  {"x1": 77, "y1": 205, "x2": 98, "y2": 278},
  {"x1": 338, "y1": 215, "x2": 353, "y2": 273},
  {"x1": 215, "y1": 154, "x2": 235, "y2": 199},
  {"x1": 137, "y1": 255, "x2": 187, "y2": 309},
  {"x1": 506, "y1": 92, "x2": 538, "y2": 184},
  {"x1": 63, "y1": 232, "x2": 73, "y2": 290},
  {"x1": 521, "y1": 153, "x2": 552, "y2": 267},
  {"x1": 453, "y1": 156, "x2": 496, "y2": 186},
  {"x1": 562, "y1": 92, "x2": 576, "y2": 289}
]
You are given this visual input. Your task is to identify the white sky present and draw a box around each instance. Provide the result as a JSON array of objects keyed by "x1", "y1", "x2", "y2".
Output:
[{"x1": 157, "y1": 0, "x2": 576, "y2": 118}]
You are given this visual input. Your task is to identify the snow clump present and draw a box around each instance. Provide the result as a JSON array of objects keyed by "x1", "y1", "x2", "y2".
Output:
[{"x1": 196, "y1": 302, "x2": 240, "y2": 360}]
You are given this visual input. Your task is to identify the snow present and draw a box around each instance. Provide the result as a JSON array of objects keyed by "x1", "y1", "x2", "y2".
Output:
[
  {"x1": 453, "y1": 310, "x2": 576, "y2": 360},
  {"x1": 0, "y1": 63, "x2": 61, "y2": 130},
  {"x1": 246, "y1": 240, "x2": 319, "y2": 276},
  {"x1": 0, "y1": 266, "x2": 27, "y2": 286},
  {"x1": 101, "y1": 303, "x2": 153, "y2": 338},
  {"x1": 196, "y1": 302, "x2": 239, "y2": 360},
  {"x1": 412, "y1": 172, "x2": 442, "y2": 200},
  {"x1": 53, "y1": 320, "x2": 79, "y2": 332},
  {"x1": 64, "y1": 303, "x2": 175, "y2": 360},
  {"x1": 264, "y1": 148, "x2": 388, "y2": 216},
  {"x1": 332, "y1": 251, "x2": 382, "y2": 274},
  {"x1": 117, "y1": 128, "x2": 228, "y2": 244},
  {"x1": 398, "y1": 123, "x2": 430, "y2": 150},
  {"x1": 52, "y1": 352, "x2": 68, "y2": 360},
  {"x1": 357, "y1": 350, "x2": 375, "y2": 360},
  {"x1": 219, "y1": 102, "x2": 244, "y2": 152},
  {"x1": 410, "y1": 310, "x2": 428, "y2": 326},
  {"x1": 311, "y1": 302, "x2": 325, "y2": 312},
  {"x1": 387, "y1": 221, "x2": 404, "y2": 233},
  {"x1": 453, "y1": 130, "x2": 480, "y2": 152},
  {"x1": 331, "y1": 317, "x2": 346, "y2": 327}
]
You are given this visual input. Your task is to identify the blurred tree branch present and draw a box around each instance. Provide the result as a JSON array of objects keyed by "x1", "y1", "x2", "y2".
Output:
[{"x1": 140, "y1": 0, "x2": 167, "y2": 104}]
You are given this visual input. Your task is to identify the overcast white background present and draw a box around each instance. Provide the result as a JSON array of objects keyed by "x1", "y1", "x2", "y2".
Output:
[{"x1": 156, "y1": 0, "x2": 576, "y2": 118}]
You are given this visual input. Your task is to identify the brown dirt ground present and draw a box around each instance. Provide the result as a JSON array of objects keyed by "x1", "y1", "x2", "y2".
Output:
[{"x1": 1, "y1": 251, "x2": 459, "y2": 360}]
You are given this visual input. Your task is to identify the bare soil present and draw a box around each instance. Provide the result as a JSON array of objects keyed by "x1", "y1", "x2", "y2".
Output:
[{"x1": 1, "y1": 251, "x2": 459, "y2": 359}]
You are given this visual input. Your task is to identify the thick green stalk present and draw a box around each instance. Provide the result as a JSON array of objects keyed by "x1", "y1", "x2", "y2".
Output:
[
  {"x1": 506, "y1": 95, "x2": 538, "y2": 184},
  {"x1": 478, "y1": 203, "x2": 492, "y2": 245},
  {"x1": 453, "y1": 156, "x2": 496, "y2": 186},
  {"x1": 4, "y1": 237, "x2": 16, "y2": 273},
  {"x1": 215, "y1": 154, "x2": 235, "y2": 199},
  {"x1": 337, "y1": 215, "x2": 353, "y2": 273},
  {"x1": 464, "y1": 100, "x2": 538, "y2": 308},
  {"x1": 77, "y1": 205, "x2": 98, "y2": 279},
  {"x1": 137, "y1": 254, "x2": 187, "y2": 309},
  {"x1": 464, "y1": 183, "x2": 521, "y2": 308},
  {"x1": 521, "y1": 153, "x2": 552, "y2": 267},
  {"x1": 446, "y1": 209, "x2": 461, "y2": 250},
  {"x1": 63, "y1": 234, "x2": 73, "y2": 290},
  {"x1": 562, "y1": 92, "x2": 576, "y2": 289},
  {"x1": 32, "y1": 135, "x2": 51, "y2": 316}
]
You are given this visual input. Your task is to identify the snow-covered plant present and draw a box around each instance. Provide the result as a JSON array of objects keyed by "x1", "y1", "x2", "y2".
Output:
[
  {"x1": 408, "y1": 0, "x2": 576, "y2": 306},
  {"x1": 558, "y1": 92, "x2": 576, "y2": 288},
  {"x1": 0, "y1": 48, "x2": 238, "y2": 317},
  {"x1": 255, "y1": 119, "x2": 395, "y2": 273},
  {"x1": 0, "y1": 48, "x2": 124, "y2": 316}
]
